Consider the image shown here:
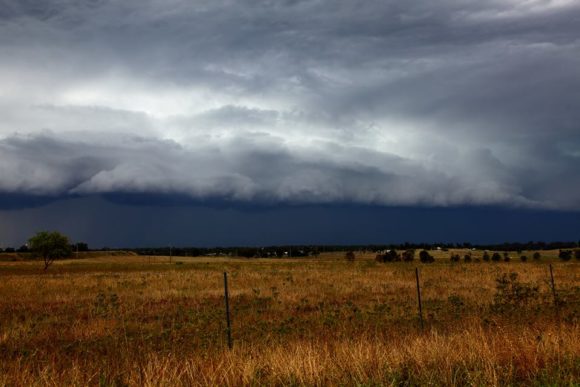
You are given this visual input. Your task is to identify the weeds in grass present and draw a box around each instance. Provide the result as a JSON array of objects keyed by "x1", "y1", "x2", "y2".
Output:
[{"x1": 492, "y1": 272, "x2": 540, "y2": 312}]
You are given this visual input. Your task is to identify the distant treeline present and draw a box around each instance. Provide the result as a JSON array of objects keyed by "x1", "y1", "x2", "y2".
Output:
[
  {"x1": 2, "y1": 241, "x2": 579, "y2": 258},
  {"x1": 122, "y1": 241, "x2": 580, "y2": 258},
  {"x1": 0, "y1": 242, "x2": 89, "y2": 254}
]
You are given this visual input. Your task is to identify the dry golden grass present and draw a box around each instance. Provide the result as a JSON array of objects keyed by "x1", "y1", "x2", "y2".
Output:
[{"x1": 0, "y1": 250, "x2": 578, "y2": 386}]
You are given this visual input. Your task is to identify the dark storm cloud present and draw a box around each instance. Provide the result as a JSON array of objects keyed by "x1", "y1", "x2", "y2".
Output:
[
  {"x1": 2, "y1": 196, "x2": 580, "y2": 248},
  {"x1": 1, "y1": 0, "x2": 579, "y2": 209}
]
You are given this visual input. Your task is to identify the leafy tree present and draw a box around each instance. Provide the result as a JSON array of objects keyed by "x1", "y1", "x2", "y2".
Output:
[
  {"x1": 28, "y1": 231, "x2": 72, "y2": 271},
  {"x1": 238, "y1": 247, "x2": 259, "y2": 258},
  {"x1": 74, "y1": 242, "x2": 89, "y2": 252}
]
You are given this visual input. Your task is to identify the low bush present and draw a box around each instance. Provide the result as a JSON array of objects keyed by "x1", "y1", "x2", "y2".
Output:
[
  {"x1": 559, "y1": 250, "x2": 572, "y2": 261},
  {"x1": 375, "y1": 250, "x2": 400, "y2": 263},
  {"x1": 419, "y1": 250, "x2": 434, "y2": 263},
  {"x1": 402, "y1": 249, "x2": 415, "y2": 262}
]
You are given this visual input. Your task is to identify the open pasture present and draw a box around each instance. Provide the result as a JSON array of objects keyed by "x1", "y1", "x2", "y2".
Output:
[{"x1": 0, "y1": 251, "x2": 578, "y2": 386}]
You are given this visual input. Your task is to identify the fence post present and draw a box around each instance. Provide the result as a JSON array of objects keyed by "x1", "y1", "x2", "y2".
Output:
[
  {"x1": 415, "y1": 268, "x2": 424, "y2": 331},
  {"x1": 549, "y1": 264, "x2": 559, "y2": 316},
  {"x1": 223, "y1": 272, "x2": 233, "y2": 349}
]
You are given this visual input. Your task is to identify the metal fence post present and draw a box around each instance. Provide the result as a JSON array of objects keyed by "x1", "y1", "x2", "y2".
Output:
[
  {"x1": 415, "y1": 268, "x2": 424, "y2": 330},
  {"x1": 224, "y1": 272, "x2": 233, "y2": 349},
  {"x1": 549, "y1": 264, "x2": 559, "y2": 318}
]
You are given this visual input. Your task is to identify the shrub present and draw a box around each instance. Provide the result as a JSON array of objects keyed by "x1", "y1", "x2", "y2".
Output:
[
  {"x1": 463, "y1": 254, "x2": 472, "y2": 263},
  {"x1": 450, "y1": 254, "x2": 460, "y2": 263},
  {"x1": 375, "y1": 250, "x2": 399, "y2": 263},
  {"x1": 574, "y1": 250, "x2": 580, "y2": 260},
  {"x1": 558, "y1": 250, "x2": 572, "y2": 261},
  {"x1": 402, "y1": 249, "x2": 415, "y2": 262},
  {"x1": 345, "y1": 251, "x2": 355, "y2": 262},
  {"x1": 503, "y1": 252, "x2": 511, "y2": 262},
  {"x1": 520, "y1": 255, "x2": 528, "y2": 262},
  {"x1": 533, "y1": 252, "x2": 541, "y2": 261},
  {"x1": 482, "y1": 251, "x2": 490, "y2": 262},
  {"x1": 491, "y1": 252, "x2": 501, "y2": 262},
  {"x1": 419, "y1": 250, "x2": 434, "y2": 263}
]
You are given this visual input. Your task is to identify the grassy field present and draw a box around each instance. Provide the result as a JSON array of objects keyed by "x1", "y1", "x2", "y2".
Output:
[{"x1": 0, "y1": 250, "x2": 578, "y2": 386}]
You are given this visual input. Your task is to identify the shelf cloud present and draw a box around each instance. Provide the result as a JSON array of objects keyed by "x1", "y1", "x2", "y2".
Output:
[{"x1": 1, "y1": 0, "x2": 580, "y2": 210}]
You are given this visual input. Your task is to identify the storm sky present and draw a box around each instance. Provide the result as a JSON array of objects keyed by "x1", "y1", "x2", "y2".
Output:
[{"x1": 1, "y1": 0, "x2": 579, "y2": 247}]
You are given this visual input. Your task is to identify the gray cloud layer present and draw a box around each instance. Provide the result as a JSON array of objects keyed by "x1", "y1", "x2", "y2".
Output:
[{"x1": 1, "y1": 0, "x2": 579, "y2": 209}]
